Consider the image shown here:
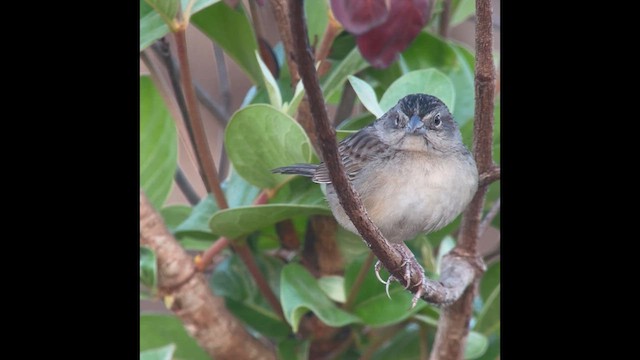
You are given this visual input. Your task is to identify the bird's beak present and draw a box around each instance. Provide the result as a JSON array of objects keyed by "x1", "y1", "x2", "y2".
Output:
[{"x1": 406, "y1": 115, "x2": 425, "y2": 134}]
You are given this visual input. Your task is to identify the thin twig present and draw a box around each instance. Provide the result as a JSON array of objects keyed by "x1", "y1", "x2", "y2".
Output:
[
  {"x1": 151, "y1": 40, "x2": 195, "y2": 154},
  {"x1": 195, "y1": 85, "x2": 230, "y2": 125},
  {"x1": 196, "y1": 236, "x2": 230, "y2": 271},
  {"x1": 344, "y1": 253, "x2": 375, "y2": 310},
  {"x1": 478, "y1": 165, "x2": 500, "y2": 187},
  {"x1": 212, "y1": 43, "x2": 232, "y2": 113},
  {"x1": 478, "y1": 198, "x2": 500, "y2": 238},
  {"x1": 173, "y1": 29, "x2": 229, "y2": 210},
  {"x1": 333, "y1": 79, "x2": 357, "y2": 126},
  {"x1": 269, "y1": 0, "x2": 299, "y2": 85},
  {"x1": 439, "y1": 0, "x2": 451, "y2": 38},
  {"x1": 235, "y1": 241, "x2": 284, "y2": 318},
  {"x1": 175, "y1": 167, "x2": 201, "y2": 205}
]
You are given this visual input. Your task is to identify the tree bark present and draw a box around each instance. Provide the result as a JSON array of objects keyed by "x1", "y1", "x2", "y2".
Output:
[{"x1": 140, "y1": 190, "x2": 276, "y2": 360}]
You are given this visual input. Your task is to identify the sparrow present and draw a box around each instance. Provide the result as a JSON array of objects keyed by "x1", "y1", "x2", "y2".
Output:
[{"x1": 273, "y1": 93, "x2": 478, "y2": 305}]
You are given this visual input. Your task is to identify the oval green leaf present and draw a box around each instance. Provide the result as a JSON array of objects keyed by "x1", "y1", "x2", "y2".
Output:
[
  {"x1": 191, "y1": 1, "x2": 262, "y2": 84},
  {"x1": 225, "y1": 104, "x2": 312, "y2": 189},
  {"x1": 464, "y1": 331, "x2": 489, "y2": 359},
  {"x1": 140, "y1": 76, "x2": 177, "y2": 209},
  {"x1": 379, "y1": 69, "x2": 455, "y2": 114},
  {"x1": 209, "y1": 204, "x2": 330, "y2": 239},
  {"x1": 140, "y1": 314, "x2": 209, "y2": 360},
  {"x1": 281, "y1": 263, "x2": 361, "y2": 333},
  {"x1": 140, "y1": 246, "x2": 157, "y2": 290},
  {"x1": 321, "y1": 47, "x2": 368, "y2": 101},
  {"x1": 401, "y1": 32, "x2": 475, "y2": 125},
  {"x1": 318, "y1": 276, "x2": 346, "y2": 303},
  {"x1": 140, "y1": 344, "x2": 175, "y2": 360},
  {"x1": 348, "y1": 75, "x2": 384, "y2": 118},
  {"x1": 256, "y1": 51, "x2": 282, "y2": 108}
]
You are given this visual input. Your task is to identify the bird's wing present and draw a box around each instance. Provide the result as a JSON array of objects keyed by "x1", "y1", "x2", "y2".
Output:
[{"x1": 312, "y1": 125, "x2": 386, "y2": 184}]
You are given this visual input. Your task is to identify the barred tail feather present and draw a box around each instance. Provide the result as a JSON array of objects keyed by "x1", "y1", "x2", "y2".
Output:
[{"x1": 271, "y1": 164, "x2": 318, "y2": 178}]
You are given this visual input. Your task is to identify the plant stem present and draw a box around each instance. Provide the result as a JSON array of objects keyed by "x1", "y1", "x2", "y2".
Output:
[
  {"x1": 173, "y1": 29, "x2": 229, "y2": 210},
  {"x1": 344, "y1": 253, "x2": 375, "y2": 310},
  {"x1": 175, "y1": 167, "x2": 201, "y2": 205},
  {"x1": 212, "y1": 43, "x2": 232, "y2": 113},
  {"x1": 478, "y1": 198, "x2": 500, "y2": 237},
  {"x1": 439, "y1": 0, "x2": 451, "y2": 38},
  {"x1": 235, "y1": 241, "x2": 284, "y2": 318},
  {"x1": 269, "y1": 0, "x2": 299, "y2": 85},
  {"x1": 196, "y1": 236, "x2": 230, "y2": 271}
]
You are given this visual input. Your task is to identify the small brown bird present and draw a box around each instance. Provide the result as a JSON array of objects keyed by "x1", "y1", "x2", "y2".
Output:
[{"x1": 273, "y1": 94, "x2": 478, "y2": 305}]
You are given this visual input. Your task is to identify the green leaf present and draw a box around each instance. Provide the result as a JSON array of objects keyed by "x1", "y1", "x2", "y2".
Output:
[
  {"x1": 283, "y1": 79, "x2": 306, "y2": 116},
  {"x1": 140, "y1": 314, "x2": 209, "y2": 360},
  {"x1": 225, "y1": 298, "x2": 291, "y2": 340},
  {"x1": 222, "y1": 169, "x2": 262, "y2": 208},
  {"x1": 256, "y1": 50, "x2": 282, "y2": 108},
  {"x1": 464, "y1": 331, "x2": 489, "y2": 359},
  {"x1": 211, "y1": 255, "x2": 257, "y2": 300},
  {"x1": 140, "y1": 0, "x2": 220, "y2": 51},
  {"x1": 371, "y1": 324, "x2": 421, "y2": 360},
  {"x1": 476, "y1": 334, "x2": 500, "y2": 360},
  {"x1": 451, "y1": 0, "x2": 475, "y2": 26},
  {"x1": 321, "y1": 47, "x2": 369, "y2": 101},
  {"x1": 348, "y1": 76, "x2": 384, "y2": 118},
  {"x1": 140, "y1": 246, "x2": 158, "y2": 290},
  {"x1": 318, "y1": 276, "x2": 346, "y2": 303},
  {"x1": 448, "y1": 43, "x2": 476, "y2": 125},
  {"x1": 191, "y1": 1, "x2": 262, "y2": 84},
  {"x1": 140, "y1": 343, "x2": 175, "y2": 360},
  {"x1": 269, "y1": 175, "x2": 328, "y2": 207},
  {"x1": 278, "y1": 339, "x2": 311, "y2": 360},
  {"x1": 305, "y1": 0, "x2": 329, "y2": 48},
  {"x1": 140, "y1": 76, "x2": 178, "y2": 209},
  {"x1": 160, "y1": 205, "x2": 192, "y2": 233},
  {"x1": 379, "y1": 69, "x2": 455, "y2": 114},
  {"x1": 344, "y1": 257, "x2": 426, "y2": 327},
  {"x1": 210, "y1": 204, "x2": 330, "y2": 239},
  {"x1": 475, "y1": 262, "x2": 500, "y2": 335},
  {"x1": 225, "y1": 104, "x2": 312, "y2": 189},
  {"x1": 145, "y1": 0, "x2": 180, "y2": 24},
  {"x1": 436, "y1": 235, "x2": 456, "y2": 275},
  {"x1": 479, "y1": 261, "x2": 500, "y2": 301},
  {"x1": 174, "y1": 194, "x2": 219, "y2": 236},
  {"x1": 400, "y1": 32, "x2": 475, "y2": 125},
  {"x1": 280, "y1": 263, "x2": 361, "y2": 332}
]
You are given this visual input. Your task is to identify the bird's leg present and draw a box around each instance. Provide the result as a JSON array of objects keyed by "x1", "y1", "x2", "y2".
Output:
[{"x1": 374, "y1": 243, "x2": 426, "y2": 307}]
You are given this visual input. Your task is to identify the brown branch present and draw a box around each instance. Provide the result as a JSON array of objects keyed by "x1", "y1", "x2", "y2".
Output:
[
  {"x1": 140, "y1": 190, "x2": 276, "y2": 360},
  {"x1": 439, "y1": 0, "x2": 451, "y2": 38},
  {"x1": 175, "y1": 167, "x2": 201, "y2": 206},
  {"x1": 196, "y1": 188, "x2": 285, "y2": 318},
  {"x1": 269, "y1": 0, "x2": 299, "y2": 85},
  {"x1": 234, "y1": 242, "x2": 284, "y2": 318},
  {"x1": 478, "y1": 198, "x2": 500, "y2": 238},
  {"x1": 478, "y1": 165, "x2": 500, "y2": 187},
  {"x1": 430, "y1": 0, "x2": 496, "y2": 358},
  {"x1": 174, "y1": 29, "x2": 229, "y2": 210},
  {"x1": 288, "y1": 0, "x2": 475, "y2": 306}
]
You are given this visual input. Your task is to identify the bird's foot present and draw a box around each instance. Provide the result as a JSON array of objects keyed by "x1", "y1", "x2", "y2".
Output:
[{"x1": 374, "y1": 243, "x2": 426, "y2": 308}]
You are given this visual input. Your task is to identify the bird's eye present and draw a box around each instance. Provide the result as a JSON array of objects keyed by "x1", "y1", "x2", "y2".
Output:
[
  {"x1": 394, "y1": 116, "x2": 400, "y2": 127},
  {"x1": 433, "y1": 114, "x2": 442, "y2": 127}
]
